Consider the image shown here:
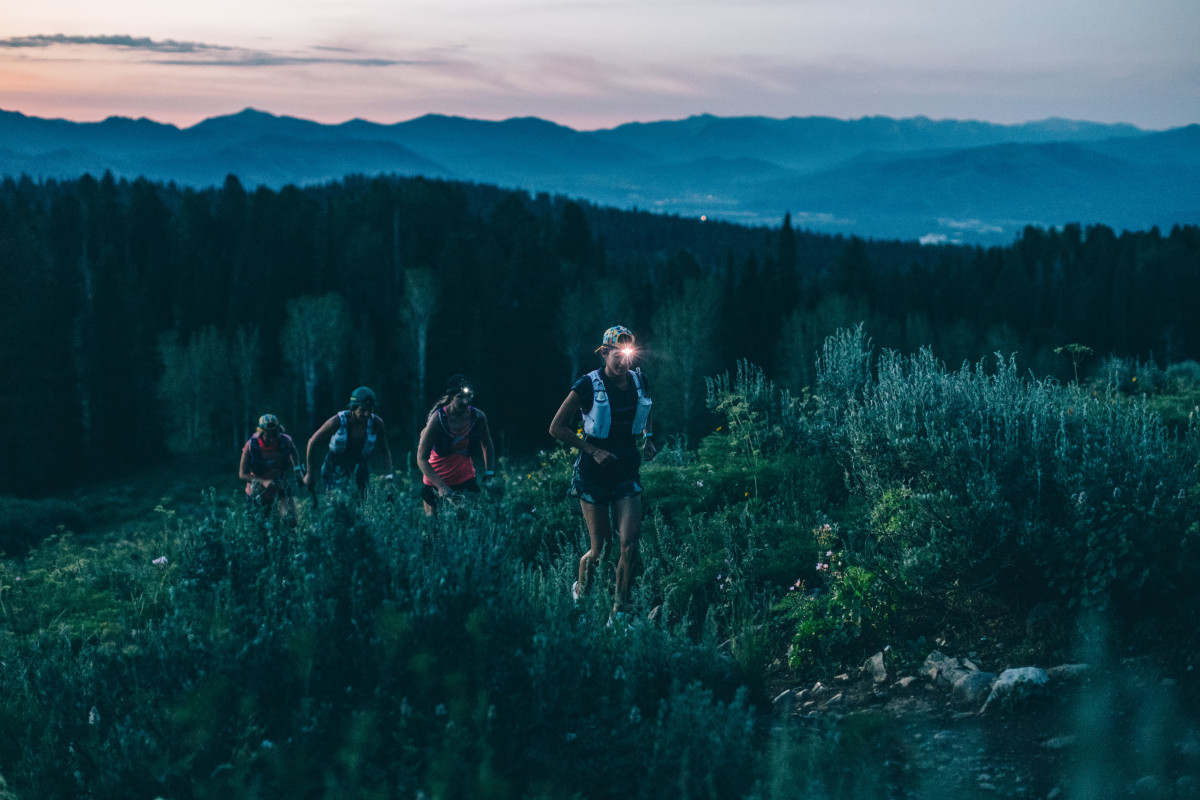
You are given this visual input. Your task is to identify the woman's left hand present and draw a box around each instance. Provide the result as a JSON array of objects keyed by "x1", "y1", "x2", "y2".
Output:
[{"x1": 643, "y1": 438, "x2": 658, "y2": 461}]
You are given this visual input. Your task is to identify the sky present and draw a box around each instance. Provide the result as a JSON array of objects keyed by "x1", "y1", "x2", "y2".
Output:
[{"x1": 2, "y1": 0, "x2": 1198, "y2": 131}]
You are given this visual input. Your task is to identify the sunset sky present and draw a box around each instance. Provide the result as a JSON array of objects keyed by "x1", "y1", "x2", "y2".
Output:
[{"x1": 2, "y1": 0, "x2": 1198, "y2": 130}]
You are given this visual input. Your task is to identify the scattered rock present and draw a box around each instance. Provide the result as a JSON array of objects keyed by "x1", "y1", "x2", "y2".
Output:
[
  {"x1": 923, "y1": 649, "x2": 979, "y2": 688},
  {"x1": 981, "y1": 667, "x2": 1050, "y2": 714},
  {"x1": 1046, "y1": 663, "x2": 1090, "y2": 684},
  {"x1": 1042, "y1": 735, "x2": 1077, "y2": 750},
  {"x1": 867, "y1": 651, "x2": 888, "y2": 684},
  {"x1": 1177, "y1": 735, "x2": 1200, "y2": 758},
  {"x1": 952, "y1": 671, "x2": 998, "y2": 707},
  {"x1": 772, "y1": 690, "x2": 792, "y2": 708},
  {"x1": 1133, "y1": 775, "x2": 1167, "y2": 798},
  {"x1": 834, "y1": 672, "x2": 851, "y2": 683},
  {"x1": 893, "y1": 676, "x2": 917, "y2": 689}
]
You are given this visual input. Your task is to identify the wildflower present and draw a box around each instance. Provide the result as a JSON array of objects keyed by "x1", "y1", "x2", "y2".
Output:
[
  {"x1": 153, "y1": 556, "x2": 168, "y2": 566},
  {"x1": 88, "y1": 707, "x2": 100, "y2": 726},
  {"x1": 790, "y1": 579, "x2": 804, "y2": 592},
  {"x1": 696, "y1": 480, "x2": 704, "y2": 487},
  {"x1": 816, "y1": 563, "x2": 829, "y2": 572},
  {"x1": 825, "y1": 550, "x2": 834, "y2": 557}
]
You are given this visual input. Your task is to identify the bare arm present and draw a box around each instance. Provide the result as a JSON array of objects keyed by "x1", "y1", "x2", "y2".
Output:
[
  {"x1": 373, "y1": 416, "x2": 394, "y2": 475},
  {"x1": 416, "y1": 413, "x2": 453, "y2": 495},
  {"x1": 476, "y1": 410, "x2": 496, "y2": 475},
  {"x1": 238, "y1": 446, "x2": 255, "y2": 483},
  {"x1": 642, "y1": 408, "x2": 658, "y2": 461},
  {"x1": 304, "y1": 416, "x2": 340, "y2": 486},
  {"x1": 549, "y1": 390, "x2": 616, "y2": 465}
]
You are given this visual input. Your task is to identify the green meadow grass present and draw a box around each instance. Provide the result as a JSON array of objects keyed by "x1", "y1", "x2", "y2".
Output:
[{"x1": 3, "y1": 333, "x2": 1198, "y2": 798}]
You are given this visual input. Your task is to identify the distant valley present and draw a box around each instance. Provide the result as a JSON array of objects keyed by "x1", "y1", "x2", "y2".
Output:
[{"x1": 2, "y1": 108, "x2": 1197, "y2": 244}]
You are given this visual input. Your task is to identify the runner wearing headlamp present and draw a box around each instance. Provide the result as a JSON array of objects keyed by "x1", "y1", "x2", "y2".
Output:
[
  {"x1": 417, "y1": 373, "x2": 496, "y2": 515},
  {"x1": 549, "y1": 325, "x2": 657, "y2": 616}
]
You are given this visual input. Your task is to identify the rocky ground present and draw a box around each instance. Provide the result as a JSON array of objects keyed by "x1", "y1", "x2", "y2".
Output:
[{"x1": 769, "y1": 651, "x2": 1200, "y2": 799}]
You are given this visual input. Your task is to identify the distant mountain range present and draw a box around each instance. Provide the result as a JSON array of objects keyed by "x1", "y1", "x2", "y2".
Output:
[{"x1": 2, "y1": 107, "x2": 1197, "y2": 244}]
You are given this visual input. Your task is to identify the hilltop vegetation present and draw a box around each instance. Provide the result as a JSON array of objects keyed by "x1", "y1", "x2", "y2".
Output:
[
  {"x1": 2, "y1": 166, "x2": 1199, "y2": 796},
  {"x1": 2, "y1": 172, "x2": 1199, "y2": 500},
  {"x1": 2, "y1": 329, "x2": 1197, "y2": 798}
]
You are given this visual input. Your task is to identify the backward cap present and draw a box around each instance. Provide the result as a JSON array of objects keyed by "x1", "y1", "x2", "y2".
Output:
[
  {"x1": 599, "y1": 325, "x2": 634, "y2": 348},
  {"x1": 349, "y1": 386, "x2": 377, "y2": 407}
]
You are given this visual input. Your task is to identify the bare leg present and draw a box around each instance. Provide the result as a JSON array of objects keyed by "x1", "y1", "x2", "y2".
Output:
[
  {"x1": 578, "y1": 500, "x2": 614, "y2": 593},
  {"x1": 278, "y1": 496, "x2": 299, "y2": 529},
  {"x1": 612, "y1": 495, "x2": 642, "y2": 612}
]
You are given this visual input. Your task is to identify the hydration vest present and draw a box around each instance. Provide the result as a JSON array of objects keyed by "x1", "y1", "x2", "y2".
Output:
[
  {"x1": 432, "y1": 405, "x2": 480, "y2": 457},
  {"x1": 329, "y1": 410, "x2": 376, "y2": 459},
  {"x1": 581, "y1": 368, "x2": 651, "y2": 438},
  {"x1": 248, "y1": 433, "x2": 296, "y2": 476}
]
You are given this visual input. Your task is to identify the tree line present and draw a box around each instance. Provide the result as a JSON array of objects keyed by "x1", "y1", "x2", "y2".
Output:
[{"x1": 1, "y1": 171, "x2": 1198, "y2": 496}]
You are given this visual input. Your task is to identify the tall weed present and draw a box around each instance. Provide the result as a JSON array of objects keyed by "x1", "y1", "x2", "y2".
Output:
[{"x1": 814, "y1": 326, "x2": 1200, "y2": 651}]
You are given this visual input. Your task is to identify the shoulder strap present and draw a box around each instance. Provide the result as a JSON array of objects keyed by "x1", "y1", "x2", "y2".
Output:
[{"x1": 632, "y1": 368, "x2": 649, "y2": 397}]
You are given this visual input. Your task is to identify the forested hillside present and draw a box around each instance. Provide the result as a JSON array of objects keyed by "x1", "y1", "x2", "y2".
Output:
[{"x1": 2, "y1": 170, "x2": 1198, "y2": 496}]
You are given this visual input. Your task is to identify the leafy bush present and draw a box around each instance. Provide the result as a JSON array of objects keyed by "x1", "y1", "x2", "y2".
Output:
[
  {"x1": 812, "y1": 326, "x2": 1200, "y2": 653},
  {"x1": 2, "y1": 479, "x2": 772, "y2": 798},
  {"x1": 6, "y1": 329, "x2": 1200, "y2": 796},
  {"x1": 775, "y1": 523, "x2": 900, "y2": 673}
]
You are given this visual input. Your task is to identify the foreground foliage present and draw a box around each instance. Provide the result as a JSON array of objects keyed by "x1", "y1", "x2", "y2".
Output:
[{"x1": 2, "y1": 330, "x2": 1199, "y2": 798}]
